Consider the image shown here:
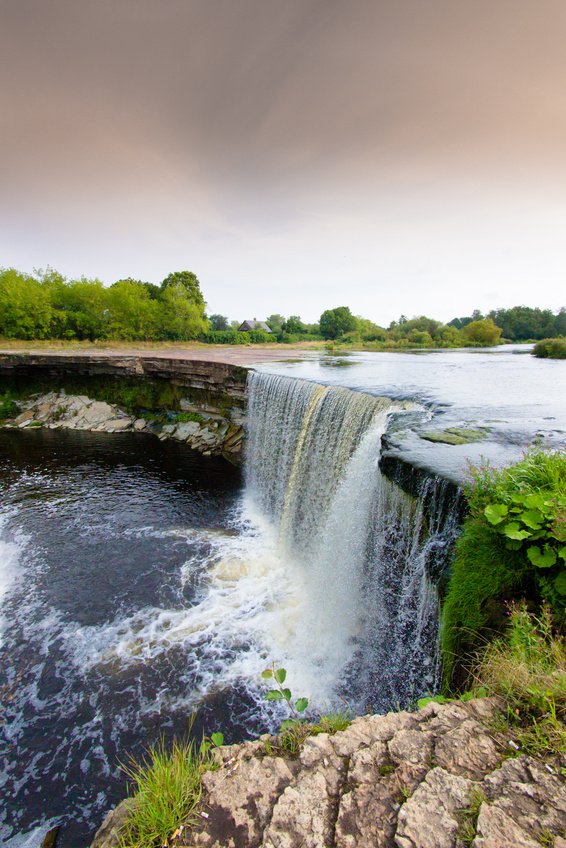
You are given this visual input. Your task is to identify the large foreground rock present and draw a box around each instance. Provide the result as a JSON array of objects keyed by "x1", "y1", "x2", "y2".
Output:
[{"x1": 91, "y1": 698, "x2": 566, "y2": 848}]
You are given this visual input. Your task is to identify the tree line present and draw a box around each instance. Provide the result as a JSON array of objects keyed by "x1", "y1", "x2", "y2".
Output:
[{"x1": 0, "y1": 266, "x2": 563, "y2": 345}]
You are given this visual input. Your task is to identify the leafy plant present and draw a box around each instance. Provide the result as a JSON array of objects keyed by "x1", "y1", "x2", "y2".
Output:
[
  {"x1": 441, "y1": 450, "x2": 566, "y2": 688},
  {"x1": 484, "y1": 491, "x2": 566, "y2": 599},
  {"x1": 261, "y1": 664, "x2": 309, "y2": 726}
]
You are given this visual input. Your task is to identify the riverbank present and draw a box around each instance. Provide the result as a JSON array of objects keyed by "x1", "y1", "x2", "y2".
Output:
[{"x1": 92, "y1": 696, "x2": 566, "y2": 848}]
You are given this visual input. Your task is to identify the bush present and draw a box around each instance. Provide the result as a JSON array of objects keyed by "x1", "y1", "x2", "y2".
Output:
[
  {"x1": 441, "y1": 450, "x2": 566, "y2": 687},
  {"x1": 533, "y1": 338, "x2": 566, "y2": 359}
]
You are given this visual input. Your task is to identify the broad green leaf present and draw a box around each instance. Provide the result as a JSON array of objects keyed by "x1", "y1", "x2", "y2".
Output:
[
  {"x1": 279, "y1": 719, "x2": 297, "y2": 731},
  {"x1": 261, "y1": 669, "x2": 274, "y2": 679},
  {"x1": 518, "y1": 509, "x2": 543, "y2": 530},
  {"x1": 558, "y1": 546, "x2": 566, "y2": 562},
  {"x1": 484, "y1": 503, "x2": 508, "y2": 525},
  {"x1": 295, "y1": 698, "x2": 309, "y2": 712},
  {"x1": 523, "y1": 493, "x2": 546, "y2": 511},
  {"x1": 274, "y1": 668, "x2": 287, "y2": 685},
  {"x1": 554, "y1": 571, "x2": 566, "y2": 596},
  {"x1": 505, "y1": 540, "x2": 523, "y2": 551},
  {"x1": 502, "y1": 522, "x2": 531, "y2": 541},
  {"x1": 199, "y1": 741, "x2": 211, "y2": 755},
  {"x1": 527, "y1": 545, "x2": 557, "y2": 568},
  {"x1": 211, "y1": 732, "x2": 224, "y2": 747},
  {"x1": 281, "y1": 688, "x2": 292, "y2": 701},
  {"x1": 265, "y1": 689, "x2": 284, "y2": 700}
]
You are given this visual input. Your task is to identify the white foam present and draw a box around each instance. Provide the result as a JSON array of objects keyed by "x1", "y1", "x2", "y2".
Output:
[{"x1": 0, "y1": 510, "x2": 25, "y2": 649}]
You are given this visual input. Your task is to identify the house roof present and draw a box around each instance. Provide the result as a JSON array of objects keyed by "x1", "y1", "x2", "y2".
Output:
[{"x1": 238, "y1": 320, "x2": 272, "y2": 333}]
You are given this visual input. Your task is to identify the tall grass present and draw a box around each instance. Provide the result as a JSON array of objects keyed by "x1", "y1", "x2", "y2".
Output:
[
  {"x1": 118, "y1": 737, "x2": 215, "y2": 848},
  {"x1": 475, "y1": 604, "x2": 566, "y2": 755}
]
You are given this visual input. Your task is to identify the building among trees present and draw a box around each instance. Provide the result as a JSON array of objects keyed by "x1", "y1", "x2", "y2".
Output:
[{"x1": 238, "y1": 319, "x2": 272, "y2": 333}]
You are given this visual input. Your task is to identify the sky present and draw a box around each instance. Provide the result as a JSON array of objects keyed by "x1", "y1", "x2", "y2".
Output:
[{"x1": 1, "y1": 0, "x2": 565, "y2": 325}]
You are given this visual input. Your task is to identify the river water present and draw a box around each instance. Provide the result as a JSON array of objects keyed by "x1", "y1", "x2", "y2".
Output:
[{"x1": 0, "y1": 347, "x2": 564, "y2": 846}]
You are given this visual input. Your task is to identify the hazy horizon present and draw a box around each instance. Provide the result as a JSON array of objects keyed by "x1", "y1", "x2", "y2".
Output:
[{"x1": 2, "y1": 0, "x2": 565, "y2": 325}]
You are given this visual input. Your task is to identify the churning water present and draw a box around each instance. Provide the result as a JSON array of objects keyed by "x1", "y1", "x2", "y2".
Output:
[{"x1": 1, "y1": 373, "x2": 461, "y2": 846}]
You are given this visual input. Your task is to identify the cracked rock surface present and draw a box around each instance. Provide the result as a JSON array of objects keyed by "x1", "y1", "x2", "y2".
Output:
[{"x1": 92, "y1": 698, "x2": 566, "y2": 848}]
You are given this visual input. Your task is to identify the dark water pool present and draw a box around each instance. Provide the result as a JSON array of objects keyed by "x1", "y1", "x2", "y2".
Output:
[{"x1": 0, "y1": 430, "x2": 251, "y2": 847}]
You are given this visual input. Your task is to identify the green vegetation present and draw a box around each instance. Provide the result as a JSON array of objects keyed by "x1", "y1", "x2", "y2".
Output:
[
  {"x1": 420, "y1": 427, "x2": 489, "y2": 445},
  {"x1": 457, "y1": 788, "x2": 487, "y2": 846},
  {"x1": 0, "y1": 391, "x2": 18, "y2": 421},
  {"x1": 475, "y1": 604, "x2": 565, "y2": 756},
  {"x1": 0, "y1": 267, "x2": 208, "y2": 341},
  {"x1": 118, "y1": 736, "x2": 219, "y2": 848},
  {"x1": 261, "y1": 665, "x2": 351, "y2": 756},
  {"x1": 1, "y1": 266, "x2": 563, "y2": 348},
  {"x1": 450, "y1": 305, "x2": 566, "y2": 341},
  {"x1": 441, "y1": 450, "x2": 566, "y2": 687},
  {"x1": 533, "y1": 338, "x2": 566, "y2": 359}
]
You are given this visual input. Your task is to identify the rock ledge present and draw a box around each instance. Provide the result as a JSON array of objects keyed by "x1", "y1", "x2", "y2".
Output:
[{"x1": 92, "y1": 698, "x2": 566, "y2": 848}]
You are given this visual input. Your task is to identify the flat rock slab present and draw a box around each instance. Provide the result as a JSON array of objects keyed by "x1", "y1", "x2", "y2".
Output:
[{"x1": 91, "y1": 699, "x2": 566, "y2": 848}]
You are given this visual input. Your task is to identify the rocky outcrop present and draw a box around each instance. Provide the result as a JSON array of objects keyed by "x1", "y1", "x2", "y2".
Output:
[
  {"x1": 0, "y1": 353, "x2": 248, "y2": 403},
  {"x1": 91, "y1": 698, "x2": 566, "y2": 848},
  {"x1": 5, "y1": 392, "x2": 244, "y2": 461}
]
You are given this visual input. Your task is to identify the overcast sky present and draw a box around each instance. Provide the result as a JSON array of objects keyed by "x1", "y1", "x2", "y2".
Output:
[{"x1": 1, "y1": 0, "x2": 565, "y2": 325}]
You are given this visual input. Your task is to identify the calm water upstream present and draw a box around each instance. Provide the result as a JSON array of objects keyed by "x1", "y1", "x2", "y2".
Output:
[{"x1": 1, "y1": 347, "x2": 564, "y2": 846}]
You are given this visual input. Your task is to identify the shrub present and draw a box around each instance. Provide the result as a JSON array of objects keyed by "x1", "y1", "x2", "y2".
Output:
[
  {"x1": 533, "y1": 338, "x2": 566, "y2": 359},
  {"x1": 441, "y1": 450, "x2": 566, "y2": 687}
]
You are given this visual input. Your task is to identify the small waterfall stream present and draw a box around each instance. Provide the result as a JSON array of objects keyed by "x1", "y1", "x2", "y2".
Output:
[{"x1": 245, "y1": 371, "x2": 460, "y2": 710}]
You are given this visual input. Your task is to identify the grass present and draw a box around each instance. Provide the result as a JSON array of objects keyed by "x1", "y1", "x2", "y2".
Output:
[
  {"x1": 117, "y1": 737, "x2": 217, "y2": 848},
  {"x1": 474, "y1": 603, "x2": 566, "y2": 757},
  {"x1": 441, "y1": 449, "x2": 566, "y2": 688},
  {"x1": 533, "y1": 338, "x2": 566, "y2": 359},
  {"x1": 457, "y1": 788, "x2": 487, "y2": 846},
  {"x1": 263, "y1": 711, "x2": 352, "y2": 757}
]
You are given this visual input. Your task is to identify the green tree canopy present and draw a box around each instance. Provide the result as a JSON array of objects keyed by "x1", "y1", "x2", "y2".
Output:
[
  {"x1": 319, "y1": 306, "x2": 356, "y2": 339},
  {"x1": 282, "y1": 315, "x2": 305, "y2": 334},
  {"x1": 161, "y1": 270, "x2": 205, "y2": 306},
  {"x1": 462, "y1": 317, "x2": 502, "y2": 346},
  {"x1": 266, "y1": 314, "x2": 285, "y2": 332},
  {"x1": 209, "y1": 314, "x2": 229, "y2": 331}
]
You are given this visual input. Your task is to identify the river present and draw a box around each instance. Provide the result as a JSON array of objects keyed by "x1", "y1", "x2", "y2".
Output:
[{"x1": 0, "y1": 346, "x2": 564, "y2": 846}]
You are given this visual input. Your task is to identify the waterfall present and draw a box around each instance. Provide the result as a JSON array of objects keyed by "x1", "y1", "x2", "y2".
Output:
[{"x1": 245, "y1": 371, "x2": 460, "y2": 711}]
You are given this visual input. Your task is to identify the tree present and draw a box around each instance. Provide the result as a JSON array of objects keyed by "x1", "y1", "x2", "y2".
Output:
[
  {"x1": 158, "y1": 285, "x2": 209, "y2": 339},
  {"x1": 319, "y1": 306, "x2": 356, "y2": 339},
  {"x1": 209, "y1": 314, "x2": 229, "y2": 331},
  {"x1": 106, "y1": 280, "x2": 159, "y2": 339},
  {"x1": 267, "y1": 314, "x2": 285, "y2": 332},
  {"x1": 461, "y1": 318, "x2": 502, "y2": 346},
  {"x1": 161, "y1": 270, "x2": 205, "y2": 306},
  {"x1": 282, "y1": 315, "x2": 305, "y2": 334},
  {"x1": 0, "y1": 268, "x2": 52, "y2": 339}
]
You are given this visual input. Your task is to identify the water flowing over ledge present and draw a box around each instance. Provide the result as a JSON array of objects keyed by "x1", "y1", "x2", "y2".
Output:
[{"x1": 244, "y1": 372, "x2": 462, "y2": 710}]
